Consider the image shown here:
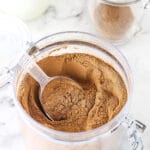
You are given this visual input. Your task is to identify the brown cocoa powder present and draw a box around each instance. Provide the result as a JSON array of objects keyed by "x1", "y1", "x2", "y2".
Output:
[
  {"x1": 94, "y1": 3, "x2": 134, "y2": 40},
  {"x1": 17, "y1": 53, "x2": 127, "y2": 132}
]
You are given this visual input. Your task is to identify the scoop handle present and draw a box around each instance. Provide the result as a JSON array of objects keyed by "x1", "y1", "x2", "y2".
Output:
[{"x1": 19, "y1": 53, "x2": 49, "y2": 87}]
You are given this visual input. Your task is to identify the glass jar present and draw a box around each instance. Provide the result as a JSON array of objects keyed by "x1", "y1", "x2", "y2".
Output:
[
  {"x1": 0, "y1": 31, "x2": 146, "y2": 150},
  {"x1": 88, "y1": 0, "x2": 150, "y2": 44}
]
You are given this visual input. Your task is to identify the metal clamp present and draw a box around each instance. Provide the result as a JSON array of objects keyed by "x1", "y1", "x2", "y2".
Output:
[{"x1": 124, "y1": 116, "x2": 146, "y2": 150}]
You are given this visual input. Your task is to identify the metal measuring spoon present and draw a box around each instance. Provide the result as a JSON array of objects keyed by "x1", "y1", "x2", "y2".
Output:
[{"x1": 19, "y1": 53, "x2": 82, "y2": 121}]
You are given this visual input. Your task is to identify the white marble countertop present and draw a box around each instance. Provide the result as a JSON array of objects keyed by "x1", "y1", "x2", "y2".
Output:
[{"x1": 0, "y1": 0, "x2": 150, "y2": 149}]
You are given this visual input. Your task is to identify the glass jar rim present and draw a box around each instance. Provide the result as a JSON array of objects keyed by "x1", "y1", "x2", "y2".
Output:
[
  {"x1": 13, "y1": 31, "x2": 133, "y2": 143},
  {"x1": 98, "y1": 0, "x2": 141, "y2": 6}
]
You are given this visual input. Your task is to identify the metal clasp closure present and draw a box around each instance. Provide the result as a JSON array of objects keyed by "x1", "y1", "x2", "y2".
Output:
[{"x1": 124, "y1": 116, "x2": 146, "y2": 150}]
